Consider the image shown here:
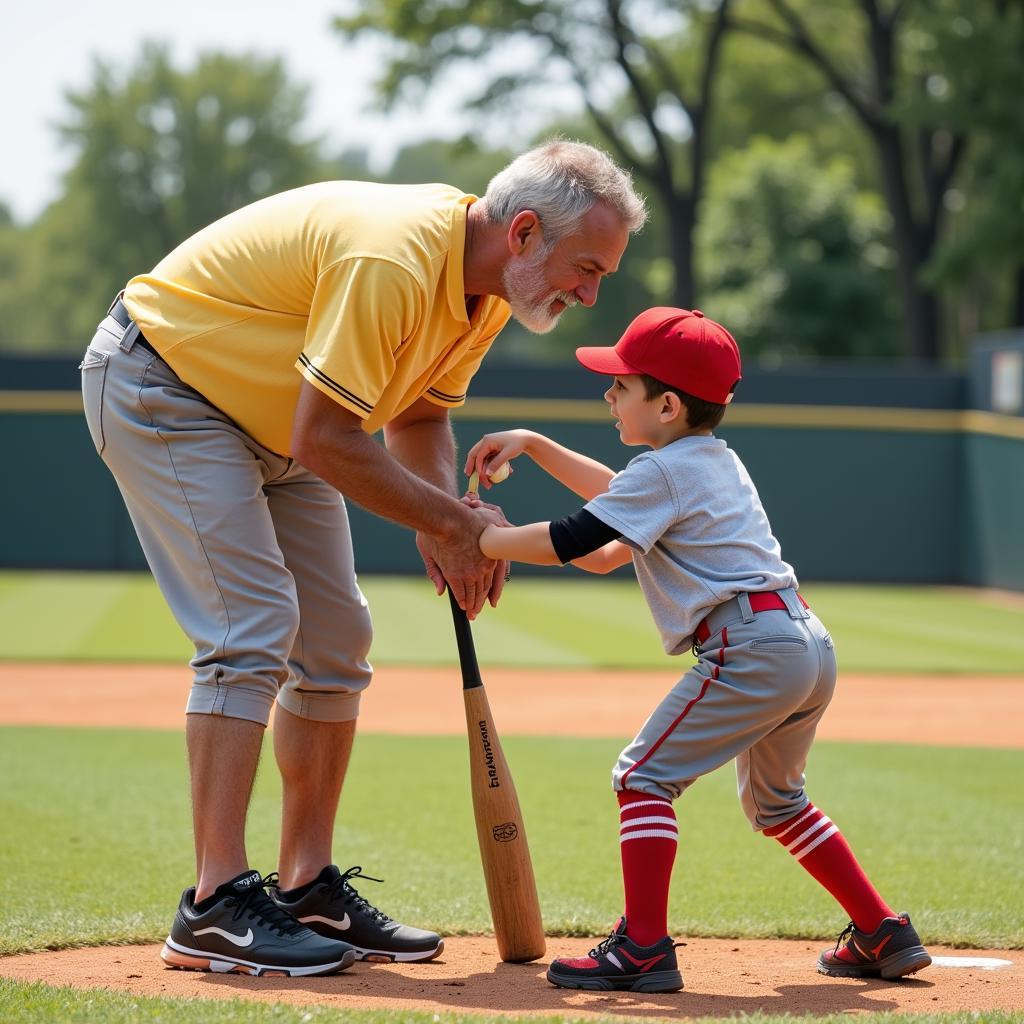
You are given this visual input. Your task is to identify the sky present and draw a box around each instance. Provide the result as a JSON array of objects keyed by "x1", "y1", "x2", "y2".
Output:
[{"x1": 2, "y1": 0, "x2": 577, "y2": 224}]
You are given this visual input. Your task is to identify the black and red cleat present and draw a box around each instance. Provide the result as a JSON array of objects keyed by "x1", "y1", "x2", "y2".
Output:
[
  {"x1": 818, "y1": 913, "x2": 932, "y2": 979},
  {"x1": 546, "y1": 918, "x2": 683, "y2": 992}
]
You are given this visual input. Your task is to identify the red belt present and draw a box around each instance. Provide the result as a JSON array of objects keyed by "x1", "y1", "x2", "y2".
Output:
[{"x1": 694, "y1": 591, "x2": 810, "y2": 645}]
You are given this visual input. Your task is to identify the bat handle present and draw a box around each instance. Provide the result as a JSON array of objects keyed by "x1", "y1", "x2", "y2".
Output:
[{"x1": 447, "y1": 587, "x2": 483, "y2": 690}]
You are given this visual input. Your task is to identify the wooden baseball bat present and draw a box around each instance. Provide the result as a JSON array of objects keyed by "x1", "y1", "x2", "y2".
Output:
[{"x1": 447, "y1": 588, "x2": 546, "y2": 964}]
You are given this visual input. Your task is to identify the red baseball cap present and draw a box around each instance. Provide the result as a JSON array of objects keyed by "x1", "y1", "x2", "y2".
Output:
[{"x1": 576, "y1": 307, "x2": 742, "y2": 404}]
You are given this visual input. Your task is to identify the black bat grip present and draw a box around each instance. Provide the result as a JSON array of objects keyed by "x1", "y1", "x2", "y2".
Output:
[{"x1": 447, "y1": 587, "x2": 483, "y2": 690}]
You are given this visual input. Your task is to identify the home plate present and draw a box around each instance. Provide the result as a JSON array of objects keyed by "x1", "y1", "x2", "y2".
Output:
[{"x1": 932, "y1": 956, "x2": 1013, "y2": 970}]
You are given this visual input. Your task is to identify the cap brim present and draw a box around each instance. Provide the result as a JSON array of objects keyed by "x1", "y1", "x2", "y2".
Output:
[{"x1": 575, "y1": 346, "x2": 641, "y2": 377}]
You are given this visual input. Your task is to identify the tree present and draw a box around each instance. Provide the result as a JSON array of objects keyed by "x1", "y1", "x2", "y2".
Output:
[
  {"x1": 730, "y1": 0, "x2": 989, "y2": 361},
  {"x1": 908, "y1": 1, "x2": 1024, "y2": 333},
  {"x1": 0, "y1": 205, "x2": 27, "y2": 351},
  {"x1": 698, "y1": 136, "x2": 900, "y2": 359},
  {"x1": 334, "y1": 0, "x2": 733, "y2": 310},
  {"x1": 7, "y1": 45, "x2": 324, "y2": 351}
]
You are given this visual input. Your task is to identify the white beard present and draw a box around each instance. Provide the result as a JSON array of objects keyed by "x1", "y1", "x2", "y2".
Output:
[{"x1": 502, "y1": 245, "x2": 578, "y2": 334}]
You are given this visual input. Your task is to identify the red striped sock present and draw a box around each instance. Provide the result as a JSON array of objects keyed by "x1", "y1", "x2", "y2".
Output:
[
  {"x1": 765, "y1": 803, "x2": 893, "y2": 933},
  {"x1": 618, "y1": 790, "x2": 678, "y2": 947}
]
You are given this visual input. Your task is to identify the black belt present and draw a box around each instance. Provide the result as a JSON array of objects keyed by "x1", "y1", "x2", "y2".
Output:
[{"x1": 109, "y1": 297, "x2": 159, "y2": 357}]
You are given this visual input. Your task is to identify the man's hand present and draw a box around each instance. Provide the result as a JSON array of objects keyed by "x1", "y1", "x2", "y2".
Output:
[{"x1": 417, "y1": 505, "x2": 507, "y2": 618}]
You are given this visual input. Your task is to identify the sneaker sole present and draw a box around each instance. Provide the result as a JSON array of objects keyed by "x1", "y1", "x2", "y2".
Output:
[
  {"x1": 817, "y1": 947, "x2": 932, "y2": 980},
  {"x1": 353, "y1": 939, "x2": 445, "y2": 964},
  {"x1": 161, "y1": 939, "x2": 357, "y2": 977},
  {"x1": 547, "y1": 968, "x2": 683, "y2": 993}
]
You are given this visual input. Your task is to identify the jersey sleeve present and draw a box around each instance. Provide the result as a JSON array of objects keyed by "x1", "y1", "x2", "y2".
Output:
[
  {"x1": 423, "y1": 302, "x2": 509, "y2": 408},
  {"x1": 584, "y1": 453, "x2": 680, "y2": 554},
  {"x1": 297, "y1": 257, "x2": 424, "y2": 420}
]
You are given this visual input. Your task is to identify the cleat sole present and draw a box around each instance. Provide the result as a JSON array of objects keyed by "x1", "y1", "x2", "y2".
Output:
[
  {"x1": 161, "y1": 939, "x2": 356, "y2": 977},
  {"x1": 817, "y1": 946, "x2": 932, "y2": 980},
  {"x1": 353, "y1": 939, "x2": 445, "y2": 964},
  {"x1": 547, "y1": 968, "x2": 683, "y2": 993},
  {"x1": 881, "y1": 948, "x2": 932, "y2": 980}
]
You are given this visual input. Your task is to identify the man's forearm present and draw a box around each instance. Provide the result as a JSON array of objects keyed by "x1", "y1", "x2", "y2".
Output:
[
  {"x1": 298, "y1": 425, "x2": 471, "y2": 542},
  {"x1": 384, "y1": 416, "x2": 460, "y2": 497}
]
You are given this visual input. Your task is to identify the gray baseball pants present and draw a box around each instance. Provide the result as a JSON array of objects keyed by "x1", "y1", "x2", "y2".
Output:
[
  {"x1": 613, "y1": 590, "x2": 838, "y2": 831},
  {"x1": 80, "y1": 307, "x2": 373, "y2": 726}
]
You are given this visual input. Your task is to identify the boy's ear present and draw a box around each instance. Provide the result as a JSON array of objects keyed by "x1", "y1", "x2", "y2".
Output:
[{"x1": 660, "y1": 391, "x2": 686, "y2": 424}]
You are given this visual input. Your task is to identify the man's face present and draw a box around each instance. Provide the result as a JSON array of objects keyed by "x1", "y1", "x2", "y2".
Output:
[{"x1": 502, "y1": 202, "x2": 630, "y2": 335}]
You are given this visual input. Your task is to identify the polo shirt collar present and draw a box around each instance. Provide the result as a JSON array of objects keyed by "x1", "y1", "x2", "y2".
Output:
[{"x1": 445, "y1": 194, "x2": 476, "y2": 324}]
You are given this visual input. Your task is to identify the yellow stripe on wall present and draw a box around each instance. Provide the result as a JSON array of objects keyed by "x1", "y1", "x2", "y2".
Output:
[
  {"x1": 2, "y1": 391, "x2": 1023, "y2": 441},
  {"x1": 453, "y1": 397, "x2": 1024, "y2": 441},
  {"x1": 0, "y1": 391, "x2": 84, "y2": 413}
]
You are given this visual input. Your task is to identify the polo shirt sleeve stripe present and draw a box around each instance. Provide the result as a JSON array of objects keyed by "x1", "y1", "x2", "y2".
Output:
[
  {"x1": 426, "y1": 386, "x2": 467, "y2": 403},
  {"x1": 297, "y1": 353, "x2": 374, "y2": 416}
]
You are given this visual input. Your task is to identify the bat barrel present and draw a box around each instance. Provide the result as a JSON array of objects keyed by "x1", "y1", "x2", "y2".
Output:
[
  {"x1": 447, "y1": 588, "x2": 545, "y2": 963},
  {"x1": 464, "y1": 684, "x2": 546, "y2": 963}
]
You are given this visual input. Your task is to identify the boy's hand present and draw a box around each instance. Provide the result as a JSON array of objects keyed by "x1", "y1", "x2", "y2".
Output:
[
  {"x1": 464, "y1": 430, "x2": 533, "y2": 489},
  {"x1": 461, "y1": 496, "x2": 512, "y2": 603}
]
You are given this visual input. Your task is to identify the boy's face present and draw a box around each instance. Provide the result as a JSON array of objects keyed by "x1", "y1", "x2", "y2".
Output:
[{"x1": 604, "y1": 375, "x2": 668, "y2": 446}]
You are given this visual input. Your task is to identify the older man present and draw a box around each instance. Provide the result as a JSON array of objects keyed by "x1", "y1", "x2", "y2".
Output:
[{"x1": 80, "y1": 140, "x2": 645, "y2": 977}]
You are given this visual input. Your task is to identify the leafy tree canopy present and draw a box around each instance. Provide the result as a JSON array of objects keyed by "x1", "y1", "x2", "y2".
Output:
[
  {"x1": 698, "y1": 135, "x2": 900, "y2": 360},
  {"x1": 5, "y1": 45, "x2": 323, "y2": 351}
]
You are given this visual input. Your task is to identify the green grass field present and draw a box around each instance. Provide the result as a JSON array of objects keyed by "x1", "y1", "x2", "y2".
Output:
[
  {"x1": 2, "y1": 727, "x2": 1022, "y2": 955},
  {"x1": 2, "y1": 573, "x2": 1022, "y2": 1023},
  {"x1": 1, "y1": 572, "x2": 1023, "y2": 673}
]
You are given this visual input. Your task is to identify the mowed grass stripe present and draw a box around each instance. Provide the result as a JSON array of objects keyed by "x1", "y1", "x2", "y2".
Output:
[
  {"x1": 2, "y1": 572, "x2": 1023, "y2": 673},
  {"x1": 803, "y1": 584, "x2": 1024, "y2": 674},
  {"x1": 0, "y1": 573, "x2": 128, "y2": 659},
  {"x1": 493, "y1": 580, "x2": 674, "y2": 667},
  {"x1": 369, "y1": 577, "x2": 676, "y2": 667},
  {"x1": 363, "y1": 578, "x2": 584, "y2": 666},
  {"x1": 78, "y1": 577, "x2": 191, "y2": 661}
]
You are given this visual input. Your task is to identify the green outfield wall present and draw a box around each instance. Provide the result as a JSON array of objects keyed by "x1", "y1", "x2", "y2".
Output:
[{"x1": 1, "y1": 342, "x2": 1021, "y2": 589}]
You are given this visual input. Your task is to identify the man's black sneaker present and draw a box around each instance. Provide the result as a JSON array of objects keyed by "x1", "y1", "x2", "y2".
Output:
[
  {"x1": 160, "y1": 869, "x2": 358, "y2": 977},
  {"x1": 818, "y1": 913, "x2": 932, "y2": 979},
  {"x1": 547, "y1": 918, "x2": 683, "y2": 992},
  {"x1": 269, "y1": 865, "x2": 444, "y2": 963}
]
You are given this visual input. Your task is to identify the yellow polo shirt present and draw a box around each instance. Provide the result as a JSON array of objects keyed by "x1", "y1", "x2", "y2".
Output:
[{"x1": 123, "y1": 181, "x2": 510, "y2": 456}]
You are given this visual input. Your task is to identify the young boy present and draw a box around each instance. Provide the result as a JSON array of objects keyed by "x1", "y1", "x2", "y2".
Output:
[{"x1": 465, "y1": 307, "x2": 931, "y2": 993}]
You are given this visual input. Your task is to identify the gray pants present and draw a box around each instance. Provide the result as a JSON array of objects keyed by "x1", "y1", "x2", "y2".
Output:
[
  {"x1": 613, "y1": 591, "x2": 837, "y2": 831},
  {"x1": 80, "y1": 309, "x2": 373, "y2": 725}
]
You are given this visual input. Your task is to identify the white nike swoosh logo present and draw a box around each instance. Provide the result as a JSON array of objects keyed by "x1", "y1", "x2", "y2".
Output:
[
  {"x1": 300, "y1": 912, "x2": 351, "y2": 931},
  {"x1": 194, "y1": 925, "x2": 254, "y2": 947}
]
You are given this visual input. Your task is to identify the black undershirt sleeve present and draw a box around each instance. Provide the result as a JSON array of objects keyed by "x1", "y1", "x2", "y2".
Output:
[{"x1": 549, "y1": 508, "x2": 623, "y2": 564}]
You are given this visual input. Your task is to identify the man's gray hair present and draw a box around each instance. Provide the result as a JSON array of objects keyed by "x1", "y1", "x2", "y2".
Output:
[{"x1": 481, "y1": 139, "x2": 647, "y2": 241}]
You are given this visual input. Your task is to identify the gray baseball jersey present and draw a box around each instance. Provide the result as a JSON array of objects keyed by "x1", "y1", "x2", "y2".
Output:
[
  {"x1": 586, "y1": 435, "x2": 797, "y2": 654},
  {"x1": 586, "y1": 435, "x2": 837, "y2": 830}
]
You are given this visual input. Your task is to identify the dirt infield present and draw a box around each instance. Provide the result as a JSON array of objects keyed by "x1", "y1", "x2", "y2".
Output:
[
  {"x1": 0, "y1": 940, "x2": 1019, "y2": 1018},
  {"x1": 1, "y1": 662, "x2": 1021, "y2": 1018},
  {"x1": 2, "y1": 662, "x2": 1023, "y2": 746}
]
